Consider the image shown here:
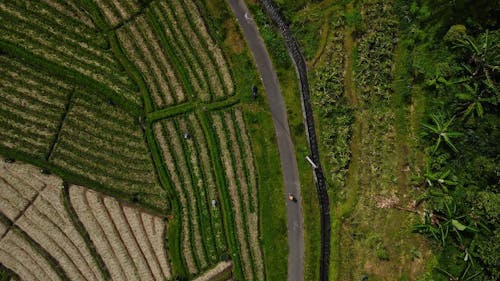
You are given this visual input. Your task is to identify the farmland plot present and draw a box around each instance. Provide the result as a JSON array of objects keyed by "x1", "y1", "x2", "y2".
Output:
[
  {"x1": 40, "y1": 0, "x2": 95, "y2": 28},
  {"x1": 154, "y1": 113, "x2": 229, "y2": 274},
  {"x1": 117, "y1": 14, "x2": 187, "y2": 108},
  {"x1": 146, "y1": 0, "x2": 234, "y2": 101},
  {"x1": 210, "y1": 109, "x2": 263, "y2": 281},
  {"x1": 0, "y1": 55, "x2": 70, "y2": 160},
  {"x1": 0, "y1": 1, "x2": 140, "y2": 106},
  {"x1": 49, "y1": 90, "x2": 167, "y2": 211},
  {"x1": 0, "y1": 158, "x2": 173, "y2": 281}
]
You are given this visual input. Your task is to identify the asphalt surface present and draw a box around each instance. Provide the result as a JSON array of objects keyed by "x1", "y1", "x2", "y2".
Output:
[{"x1": 226, "y1": 1, "x2": 304, "y2": 280}]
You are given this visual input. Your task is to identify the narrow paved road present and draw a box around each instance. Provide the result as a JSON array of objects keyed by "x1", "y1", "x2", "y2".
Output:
[{"x1": 226, "y1": 1, "x2": 304, "y2": 281}]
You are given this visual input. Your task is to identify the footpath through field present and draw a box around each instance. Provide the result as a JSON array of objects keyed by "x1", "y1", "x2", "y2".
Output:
[{"x1": 226, "y1": 1, "x2": 304, "y2": 281}]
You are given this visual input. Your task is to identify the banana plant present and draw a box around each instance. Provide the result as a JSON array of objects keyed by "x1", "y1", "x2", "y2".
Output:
[
  {"x1": 422, "y1": 114, "x2": 462, "y2": 153},
  {"x1": 454, "y1": 31, "x2": 499, "y2": 80},
  {"x1": 456, "y1": 83, "x2": 487, "y2": 120},
  {"x1": 424, "y1": 166, "x2": 458, "y2": 192},
  {"x1": 436, "y1": 261, "x2": 483, "y2": 281}
]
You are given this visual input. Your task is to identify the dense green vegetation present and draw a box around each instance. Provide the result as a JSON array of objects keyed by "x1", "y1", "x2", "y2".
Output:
[
  {"x1": 405, "y1": 1, "x2": 499, "y2": 279},
  {"x1": 263, "y1": 0, "x2": 498, "y2": 280}
]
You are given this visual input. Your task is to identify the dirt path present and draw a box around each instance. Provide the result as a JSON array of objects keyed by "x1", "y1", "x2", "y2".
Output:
[{"x1": 226, "y1": 1, "x2": 304, "y2": 280}]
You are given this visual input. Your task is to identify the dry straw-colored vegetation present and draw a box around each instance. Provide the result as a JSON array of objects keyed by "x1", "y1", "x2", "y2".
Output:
[{"x1": 0, "y1": 158, "x2": 173, "y2": 281}]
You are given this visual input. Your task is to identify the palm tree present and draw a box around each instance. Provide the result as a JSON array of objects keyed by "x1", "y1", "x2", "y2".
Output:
[{"x1": 422, "y1": 114, "x2": 462, "y2": 153}]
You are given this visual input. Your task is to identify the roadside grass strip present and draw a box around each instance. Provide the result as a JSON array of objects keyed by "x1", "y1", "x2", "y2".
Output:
[
  {"x1": 0, "y1": 1, "x2": 140, "y2": 107},
  {"x1": 69, "y1": 185, "x2": 173, "y2": 281},
  {"x1": 0, "y1": 55, "x2": 70, "y2": 160},
  {"x1": 49, "y1": 90, "x2": 167, "y2": 211}
]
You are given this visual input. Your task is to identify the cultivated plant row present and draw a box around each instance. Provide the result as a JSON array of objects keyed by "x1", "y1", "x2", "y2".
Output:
[
  {"x1": 113, "y1": 0, "x2": 234, "y2": 109},
  {"x1": 0, "y1": 159, "x2": 173, "y2": 281},
  {"x1": 209, "y1": 109, "x2": 263, "y2": 281},
  {"x1": 48, "y1": 90, "x2": 167, "y2": 211},
  {"x1": 153, "y1": 113, "x2": 227, "y2": 275},
  {"x1": 40, "y1": 0, "x2": 96, "y2": 28},
  {"x1": 0, "y1": 1, "x2": 140, "y2": 107},
  {"x1": 0, "y1": 55, "x2": 70, "y2": 160}
]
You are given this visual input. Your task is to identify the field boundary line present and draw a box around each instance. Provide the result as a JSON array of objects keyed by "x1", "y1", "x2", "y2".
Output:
[
  {"x1": 146, "y1": 96, "x2": 240, "y2": 123},
  {"x1": 45, "y1": 90, "x2": 74, "y2": 161},
  {"x1": 0, "y1": 178, "x2": 48, "y2": 241}
]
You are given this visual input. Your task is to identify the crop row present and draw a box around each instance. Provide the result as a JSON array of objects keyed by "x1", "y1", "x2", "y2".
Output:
[
  {"x1": 117, "y1": 15, "x2": 187, "y2": 108},
  {"x1": 355, "y1": 0, "x2": 398, "y2": 102},
  {"x1": 17, "y1": 185, "x2": 106, "y2": 281},
  {"x1": 210, "y1": 109, "x2": 263, "y2": 281},
  {"x1": 160, "y1": 0, "x2": 234, "y2": 98},
  {"x1": 69, "y1": 185, "x2": 172, "y2": 281},
  {"x1": 0, "y1": 1, "x2": 140, "y2": 106},
  {"x1": 153, "y1": 123, "x2": 197, "y2": 274},
  {"x1": 0, "y1": 162, "x2": 44, "y2": 221},
  {"x1": 0, "y1": 159, "x2": 173, "y2": 281},
  {"x1": 49, "y1": 91, "x2": 167, "y2": 210},
  {"x1": 1, "y1": 160, "x2": 104, "y2": 281},
  {"x1": 40, "y1": 0, "x2": 96, "y2": 29},
  {"x1": 0, "y1": 228, "x2": 64, "y2": 281},
  {"x1": 147, "y1": 0, "x2": 230, "y2": 101},
  {"x1": 154, "y1": 117, "x2": 217, "y2": 274},
  {"x1": 0, "y1": 55, "x2": 69, "y2": 159},
  {"x1": 90, "y1": 0, "x2": 141, "y2": 28}
]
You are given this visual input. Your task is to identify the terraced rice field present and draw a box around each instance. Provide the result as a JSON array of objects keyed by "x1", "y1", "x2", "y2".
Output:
[
  {"x1": 0, "y1": 158, "x2": 172, "y2": 281},
  {"x1": 153, "y1": 113, "x2": 227, "y2": 274},
  {"x1": 0, "y1": 1, "x2": 140, "y2": 107},
  {"x1": 114, "y1": 0, "x2": 234, "y2": 108},
  {"x1": 49, "y1": 90, "x2": 166, "y2": 210},
  {"x1": 209, "y1": 109, "x2": 263, "y2": 281},
  {"x1": 0, "y1": 55, "x2": 70, "y2": 160}
]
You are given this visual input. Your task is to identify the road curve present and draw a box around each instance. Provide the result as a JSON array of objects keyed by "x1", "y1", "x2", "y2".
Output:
[{"x1": 226, "y1": 1, "x2": 304, "y2": 281}]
